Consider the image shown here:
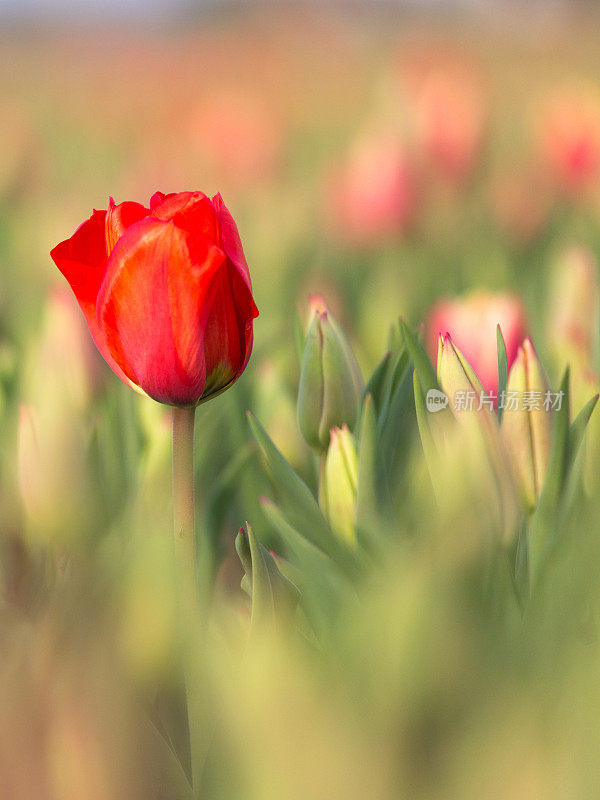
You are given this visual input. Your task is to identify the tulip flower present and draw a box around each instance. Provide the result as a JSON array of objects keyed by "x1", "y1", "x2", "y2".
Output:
[
  {"x1": 51, "y1": 190, "x2": 259, "y2": 795},
  {"x1": 427, "y1": 291, "x2": 526, "y2": 400},
  {"x1": 297, "y1": 300, "x2": 363, "y2": 453},
  {"x1": 319, "y1": 425, "x2": 358, "y2": 546},
  {"x1": 501, "y1": 338, "x2": 552, "y2": 513},
  {"x1": 50, "y1": 190, "x2": 259, "y2": 407}
]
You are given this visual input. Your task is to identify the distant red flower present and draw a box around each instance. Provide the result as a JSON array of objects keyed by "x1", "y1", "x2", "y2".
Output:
[
  {"x1": 327, "y1": 131, "x2": 418, "y2": 243},
  {"x1": 51, "y1": 191, "x2": 258, "y2": 406},
  {"x1": 426, "y1": 292, "x2": 527, "y2": 400},
  {"x1": 402, "y1": 54, "x2": 487, "y2": 186},
  {"x1": 535, "y1": 86, "x2": 600, "y2": 196}
]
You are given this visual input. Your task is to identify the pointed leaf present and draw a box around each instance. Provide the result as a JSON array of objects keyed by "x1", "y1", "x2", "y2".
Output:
[
  {"x1": 400, "y1": 319, "x2": 438, "y2": 394},
  {"x1": 497, "y1": 325, "x2": 508, "y2": 423},
  {"x1": 247, "y1": 411, "x2": 340, "y2": 557}
]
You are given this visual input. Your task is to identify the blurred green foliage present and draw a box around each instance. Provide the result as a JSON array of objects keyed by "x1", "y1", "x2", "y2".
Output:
[{"x1": 3, "y1": 8, "x2": 600, "y2": 799}]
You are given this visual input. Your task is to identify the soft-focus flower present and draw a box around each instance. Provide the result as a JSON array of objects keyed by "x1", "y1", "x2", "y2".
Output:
[
  {"x1": 501, "y1": 338, "x2": 552, "y2": 513},
  {"x1": 18, "y1": 403, "x2": 95, "y2": 546},
  {"x1": 188, "y1": 90, "x2": 283, "y2": 186},
  {"x1": 37, "y1": 287, "x2": 104, "y2": 408},
  {"x1": 548, "y1": 246, "x2": 599, "y2": 381},
  {"x1": 320, "y1": 425, "x2": 358, "y2": 546},
  {"x1": 489, "y1": 162, "x2": 552, "y2": 244},
  {"x1": 535, "y1": 85, "x2": 600, "y2": 196},
  {"x1": 297, "y1": 299, "x2": 363, "y2": 453},
  {"x1": 326, "y1": 130, "x2": 419, "y2": 243},
  {"x1": 427, "y1": 291, "x2": 527, "y2": 400},
  {"x1": 51, "y1": 191, "x2": 259, "y2": 406},
  {"x1": 403, "y1": 55, "x2": 487, "y2": 185}
]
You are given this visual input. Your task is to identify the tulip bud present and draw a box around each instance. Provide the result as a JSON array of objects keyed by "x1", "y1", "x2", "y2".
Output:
[
  {"x1": 320, "y1": 425, "x2": 358, "y2": 545},
  {"x1": 297, "y1": 303, "x2": 363, "y2": 452},
  {"x1": 437, "y1": 331, "x2": 498, "y2": 420},
  {"x1": 436, "y1": 333, "x2": 518, "y2": 539},
  {"x1": 501, "y1": 338, "x2": 552, "y2": 513}
]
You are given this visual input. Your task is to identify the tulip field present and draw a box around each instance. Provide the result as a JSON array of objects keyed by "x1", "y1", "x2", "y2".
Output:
[{"x1": 5, "y1": 6, "x2": 600, "y2": 798}]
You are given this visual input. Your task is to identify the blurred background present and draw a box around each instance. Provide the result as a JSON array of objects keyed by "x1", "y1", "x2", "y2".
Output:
[{"x1": 3, "y1": 2, "x2": 600, "y2": 798}]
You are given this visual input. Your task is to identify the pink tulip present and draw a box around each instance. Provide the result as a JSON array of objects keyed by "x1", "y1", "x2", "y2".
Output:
[{"x1": 426, "y1": 292, "x2": 527, "y2": 400}]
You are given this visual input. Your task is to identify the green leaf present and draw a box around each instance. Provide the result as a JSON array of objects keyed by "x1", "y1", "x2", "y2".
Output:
[
  {"x1": 356, "y1": 394, "x2": 389, "y2": 554},
  {"x1": 528, "y1": 369, "x2": 570, "y2": 584},
  {"x1": 363, "y1": 351, "x2": 392, "y2": 416},
  {"x1": 235, "y1": 524, "x2": 300, "y2": 624},
  {"x1": 247, "y1": 411, "x2": 340, "y2": 558},
  {"x1": 400, "y1": 319, "x2": 438, "y2": 395},
  {"x1": 377, "y1": 355, "x2": 412, "y2": 471},
  {"x1": 245, "y1": 522, "x2": 275, "y2": 629},
  {"x1": 413, "y1": 370, "x2": 440, "y2": 484},
  {"x1": 496, "y1": 325, "x2": 508, "y2": 423},
  {"x1": 259, "y1": 497, "x2": 353, "y2": 636},
  {"x1": 568, "y1": 392, "x2": 599, "y2": 466}
]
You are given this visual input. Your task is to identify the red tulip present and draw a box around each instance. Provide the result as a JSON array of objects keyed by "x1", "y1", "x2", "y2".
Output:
[
  {"x1": 51, "y1": 191, "x2": 258, "y2": 406},
  {"x1": 426, "y1": 292, "x2": 527, "y2": 400}
]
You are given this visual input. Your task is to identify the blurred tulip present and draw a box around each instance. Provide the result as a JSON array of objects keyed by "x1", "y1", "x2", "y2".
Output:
[
  {"x1": 403, "y1": 55, "x2": 487, "y2": 186},
  {"x1": 326, "y1": 130, "x2": 419, "y2": 243},
  {"x1": 320, "y1": 425, "x2": 358, "y2": 546},
  {"x1": 490, "y1": 163, "x2": 552, "y2": 244},
  {"x1": 535, "y1": 85, "x2": 600, "y2": 196},
  {"x1": 40, "y1": 287, "x2": 104, "y2": 409},
  {"x1": 188, "y1": 89, "x2": 283, "y2": 187},
  {"x1": 427, "y1": 292, "x2": 527, "y2": 400},
  {"x1": 501, "y1": 339, "x2": 552, "y2": 513},
  {"x1": 18, "y1": 404, "x2": 95, "y2": 547},
  {"x1": 297, "y1": 301, "x2": 364, "y2": 452},
  {"x1": 548, "y1": 246, "x2": 599, "y2": 384}
]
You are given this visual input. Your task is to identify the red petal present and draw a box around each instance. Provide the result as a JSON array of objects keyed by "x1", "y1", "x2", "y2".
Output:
[
  {"x1": 97, "y1": 217, "x2": 227, "y2": 405},
  {"x1": 149, "y1": 191, "x2": 166, "y2": 210},
  {"x1": 50, "y1": 209, "x2": 107, "y2": 307},
  {"x1": 212, "y1": 193, "x2": 253, "y2": 293},
  {"x1": 201, "y1": 260, "x2": 259, "y2": 399},
  {"x1": 151, "y1": 191, "x2": 219, "y2": 240},
  {"x1": 50, "y1": 210, "x2": 135, "y2": 388},
  {"x1": 105, "y1": 198, "x2": 150, "y2": 254}
]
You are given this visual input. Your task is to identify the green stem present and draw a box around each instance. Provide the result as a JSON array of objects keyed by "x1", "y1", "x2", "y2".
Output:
[{"x1": 172, "y1": 406, "x2": 202, "y2": 796}]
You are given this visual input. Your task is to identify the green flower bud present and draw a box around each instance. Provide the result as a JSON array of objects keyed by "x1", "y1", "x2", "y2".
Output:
[
  {"x1": 320, "y1": 425, "x2": 358, "y2": 545},
  {"x1": 436, "y1": 333, "x2": 518, "y2": 540},
  {"x1": 297, "y1": 304, "x2": 363, "y2": 452},
  {"x1": 501, "y1": 338, "x2": 552, "y2": 513},
  {"x1": 437, "y1": 332, "x2": 486, "y2": 409}
]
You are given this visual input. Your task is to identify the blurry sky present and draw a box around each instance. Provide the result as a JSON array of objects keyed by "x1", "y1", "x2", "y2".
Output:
[{"x1": 0, "y1": 0, "x2": 592, "y2": 22}]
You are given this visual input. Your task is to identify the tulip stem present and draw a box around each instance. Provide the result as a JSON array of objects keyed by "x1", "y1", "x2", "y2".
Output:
[{"x1": 172, "y1": 405, "x2": 202, "y2": 796}]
